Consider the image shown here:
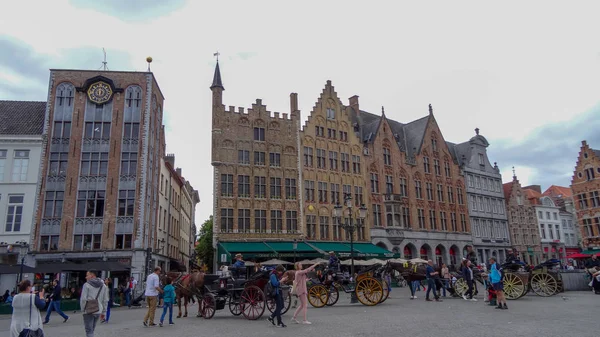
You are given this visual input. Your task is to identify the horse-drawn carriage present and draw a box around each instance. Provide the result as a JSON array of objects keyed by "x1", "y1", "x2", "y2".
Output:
[
  {"x1": 452, "y1": 259, "x2": 563, "y2": 300},
  {"x1": 306, "y1": 264, "x2": 388, "y2": 308}
]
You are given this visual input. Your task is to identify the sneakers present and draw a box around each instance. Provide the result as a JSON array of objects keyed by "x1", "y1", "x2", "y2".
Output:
[
  {"x1": 435, "y1": 298, "x2": 443, "y2": 302},
  {"x1": 267, "y1": 316, "x2": 275, "y2": 326},
  {"x1": 169, "y1": 322, "x2": 174, "y2": 325},
  {"x1": 462, "y1": 295, "x2": 468, "y2": 300},
  {"x1": 425, "y1": 298, "x2": 433, "y2": 301},
  {"x1": 149, "y1": 323, "x2": 157, "y2": 326},
  {"x1": 42, "y1": 321, "x2": 49, "y2": 325},
  {"x1": 276, "y1": 323, "x2": 287, "y2": 328},
  {"x1": 63, "y1": 317, "x2": 69, "y2": 323},
  {"x1": 302, "y1": 321, "x2": 312, "y2": 325},
  {"x1": 159, "y1": 322, "x2": 163, "y2": 327},
  {"x1": 470, "y1": 298, "x2": 478, "y2": 302},
  {"x1": 292, "y1": 318, "x2": 300, "y2": 324},
  {"x1": 503, "y1": 303, "x2": 508, "y2": 310},
  {"x1": 143, "y1": 321, "x2": 148, "y2": 327}
]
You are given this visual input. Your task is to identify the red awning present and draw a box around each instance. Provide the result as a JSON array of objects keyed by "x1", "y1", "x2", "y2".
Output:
[
  {"x1": 420, "y1": 248, "x2": 427, "y2": 255},
  {"x1": 404, "y1": 247, "x2": 411, "y2": 255},
  {"x1": 551, "y1": 247, "x2": 556, "y2": 253},
  {"x1": 435, "y1": 247, "x2": 441, "y2": 255},
  {"x1": 544, "y1": 247, "x2": 548, "y2": 253},
  {"x1": 449, "y1": 248, "x2": 456, "y2": 255},
  {"x1": 566, "y1": 248, "x2": 580, "y2": 254},
  {"x1": 566, "y1": 253, "x2": 590, "y2": 259}
]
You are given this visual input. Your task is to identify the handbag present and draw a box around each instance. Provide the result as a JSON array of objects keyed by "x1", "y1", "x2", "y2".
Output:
[
  {"x1": 18, "y1": 294, "x2": 44, "y2": 337},
  {"x1": 83, "y1": 286, "x2": 102, "y2": 315}
]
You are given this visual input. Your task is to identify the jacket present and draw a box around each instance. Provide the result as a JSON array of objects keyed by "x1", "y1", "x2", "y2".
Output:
[
  {"x1": 269, "y1": 273, "x2": 281, "y2": 296},
  {"x1": 80, "y1": 277, "x2": 109, "y2": 315},
  {"x1": 163, "y1": 284, "x2": 175, "y2": 304},
  {"x1": 462, "y1": 266, "x2": 473, "y2": 282},
  {"x1": 50, "y1": 285, "x2": 62, "y2": 301},
  {"x1": 489, "y1": 263, "x2": 502, "y2": 284}
]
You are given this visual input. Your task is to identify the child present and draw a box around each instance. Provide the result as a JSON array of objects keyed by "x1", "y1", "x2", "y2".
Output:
[
  {"x1": 487, "y1": 283, "x2": 497, "y2": 306},
  {"x1": 159, "y1": 278, "x2": 175, "y2": 327}
]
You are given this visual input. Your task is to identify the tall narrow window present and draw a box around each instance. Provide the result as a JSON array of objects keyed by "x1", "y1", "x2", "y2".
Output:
[
  {"x1": 271, "y1": 210, "x2": 283, "y2": 231},
  {"x1": 437, "y1": 184, "x2": 444, "y2": 202},
  {"x1": 73, "y1": 234, "x2": 101, "y2": 251},
  {"x1": 238, "y1": 209, "x2": 251, "y2": 232},
  {"x1": 399, "y1": 178, "x2": 408, "y2": 197},
  {"x1": 319, "y1": 216, "x2": 329, "y2": 239},
  {"x1": 220, "y1": 208, "x2": 234, "y2": 232},
  {"x1": 124, "y1": 86, "x2": 142, "y2": 140},
  {"x1": 316, "y1": 149, "x2": 326, "y2": 169},
  {"x1": 12, "y1": 150, "x2": 29, "y2": 182},
  {"x1": 331, "y1": 183, "x2": 340, "y2": 204},
  {"x1": 0, "y1": 150, "x2": 6, "y2": 181},
  {"x1": 118, "y1": 190, "x2": 135, "y2": 216},
  {"x1": 255, "y1": 210, "x2": 267, "y2": 232},
  {"x1": 220, "y1": 174, "x2": 233, "y2": 196},
  {"x1": 270, "y1": 177, "x2": 282, "y2": 199},
  {"x1": 383, "y1": 148, "x2": 391, "y2": 165},
  {"x1": 318, "y1": 182, "x2": 328, "y2": 203},
  {"x1": 447, "y1": 186, "x2": 454, "y2": 203},
  {"x1": 352, "y1": 155, "x2": 361, "y2": 174},
  {"x1": 460, "y1": 214, "x2": 467, "y2": 232},
  {"x1": 373, "y1": 204, "x2": 382, "y2": 227},
  {"x1": 44, "y1": 191, "x2": 64, "y2": 218},
  {"x1": 254, "y1": 176, "x2": 266, "y2": 198},
  {"x1": 303, "y1": 147, "x2": 313, "y2": 167},
  {"x1": 286, "y1": 211, "x2": 298, "y2": 232},
  {"x1": 120, "y1": 152, "x2": 137, "y2": 175},
  {"x1": 434, "y1": 159, "x2": 441, "y2": 176},
  {"x1": 450, "y1": 212, "x2": 457, "y2": 231},
  {"x1": 354, "y1": 186, "x2": 363, "y2": 206},
  {"x1": 285, "y1": 178, "x2": 297, "y2": 200},
  {"x1": 444, "y1": 161, "x2": 451, "y2": 177},
  {"x1": 5, "y1": 195, "x2": 24, "y2": 232},
  {"x1": 238, "y1": 175, "x2": 250, "y2": 197},
  {"x1": 385, "y1": 175, "x2": 394, "y2": 194},
  {"x1": 426, "y1": 183, "x2": 434, "y2": 201},
  {"x1": 305, "y1": 180, "x2": 315, "y2": 202},
  {"x1": 341, "y1": 153, "x2": 350, "y2": 172},
  {"x1": 429, "y1": 210, "x2": 437, "y2": 230},
  {"x1": 49, "y1": 152, "x2": 68, "y2": 176},
  {"x1": 440, "y1": 212, "x2": 447, "y2": 231},
  {"x1": 238, "y1": 150, "x2": 250, "y2": 164},
  {"x1": 371, "y1": 173, "x2": 379, "y2": 193},
  {"x1": 423, "y1": 157, "x2": 430, "y2": 173},
  {"x1": 415, "y1": 180, "x2": 422, "y2": 199},
  {"x1": 418, "y1": 209, "x2": 426, "y2": 229},
  {"x1": 269, "y1": 152, "x2": 281, "y2": 167},
  {"x1": 306, "y1": 215, "x2": 316, "y2": 239},
  {"x1": 457, "y1": 187, "x2": 464, "y2": 205},
  {"x1": 326, "y1": 107, "x2": 335, "y2": 119},
  {"x1": 329, "y1": 151, "x2": 338, "y2": 170},
  {"x1": 253, "y1": 151, "x2": 265, "y2": 165}
]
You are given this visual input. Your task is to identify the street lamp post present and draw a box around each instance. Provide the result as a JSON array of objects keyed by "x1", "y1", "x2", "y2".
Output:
[
  {"x1": 293, "y1": 239, "x2": 298, "y2": 263},
  {"x1": 18, "y1": 242, "x2": 30, "y2": 284},
  {"x1": 332, "y1": 194, "x2": 367, "y2": 303}
]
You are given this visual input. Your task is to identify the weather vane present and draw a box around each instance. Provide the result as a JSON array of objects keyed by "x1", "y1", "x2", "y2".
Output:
[
  {"x1": 213, "y1": 51, "x2": 220, "y2": 62},
  {"x1": 512, "y1": 166, "x2": 516, "y2": 177}
]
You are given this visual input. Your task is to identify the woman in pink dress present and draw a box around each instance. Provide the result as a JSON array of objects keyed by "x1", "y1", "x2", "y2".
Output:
[{"x1": 291, "y1": 262, "x2": 321, "y2": 324}]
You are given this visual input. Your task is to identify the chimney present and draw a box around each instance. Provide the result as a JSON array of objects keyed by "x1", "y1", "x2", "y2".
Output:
[
  {"x1": 290, "y1": 93, "x2": 298, "y2": 112},
  {"x1": 176, "y1": 168, "x2": 182, "y2": 177},
  {"x1": 165, "y1": 154, "x2": 175, "y2": 167},
  {"x1": 349, "y1": 95, "x2": 359, "y2": 114},
  {"x1": 582, "y1": 140, "x2": 587, "y2": 147}
]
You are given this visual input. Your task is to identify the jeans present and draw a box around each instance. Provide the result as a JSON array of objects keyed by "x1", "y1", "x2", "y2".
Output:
[
  {"x1": 270, "y1": 292, "x2": 284, "y2": 325},
  {"x1": 466, "y1": 279, "x2": 474, "y2": 299},
  {"x1": 144, "y1": 296, "x2": 158, "y2": 324},
  {"x1": 160, "y1": 303, "x2": 173, "y2": 323},
  {"x1": 83, "y1": 314, "x2": 100, "y2": 337},
  {"x1": 44, "y1": 300, "x2": 68, "y2": 322},
  {"x1": 441, "y1": 280, "x2": 449, "y2": 297},
  {"x1": 426, "y1": 279, "x2": 438, "y2": 299},
  {"x1": 105, "y1": 302, "x2": 111, "y2": 322},
  {"x1": 125, "y1": 291, "x2": 131, "y2": 306}
]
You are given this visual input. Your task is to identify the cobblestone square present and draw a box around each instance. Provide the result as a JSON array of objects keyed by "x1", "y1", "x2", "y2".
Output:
[{"x1": 1, "y1": 289, "x2": 596, "y2": 337}]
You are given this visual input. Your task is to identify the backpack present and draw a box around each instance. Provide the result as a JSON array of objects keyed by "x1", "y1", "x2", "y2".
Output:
[{"x1": 265, "y1": 280, "x2": 275, "y2": 299}]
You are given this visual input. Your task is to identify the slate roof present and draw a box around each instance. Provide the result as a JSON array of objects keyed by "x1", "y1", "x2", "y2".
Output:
[
  {"x1": 592, "y1": 149, "x2": 600, "y2": 159},
  {"x1": 0, "y1": 101, "x2": 46, "y2": 135},
  {"x1": 210, "y1": 61, "x2": 224, "y2": 90}
]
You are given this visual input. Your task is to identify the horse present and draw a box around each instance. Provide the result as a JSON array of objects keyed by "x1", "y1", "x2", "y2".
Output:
[
  {"x1": 384, "y1": 261, "x2": 428, "y2": 298},
  {"x1": 164, "y1": 270, "x2": 205, "y2": 318}
]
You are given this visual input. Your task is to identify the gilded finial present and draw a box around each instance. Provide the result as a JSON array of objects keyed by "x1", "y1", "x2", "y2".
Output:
[{"x1": 146, "y1": 56, "x2": 153, "y2": 71}]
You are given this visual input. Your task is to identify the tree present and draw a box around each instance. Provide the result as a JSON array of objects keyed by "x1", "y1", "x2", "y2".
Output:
[{"x1": 195, "y1": 216, "x2": 214, "y2": 271}]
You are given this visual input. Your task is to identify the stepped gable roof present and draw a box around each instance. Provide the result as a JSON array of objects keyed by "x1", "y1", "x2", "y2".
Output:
[
  {"x1": 0, "y1": 100, "x2": 46, "y2": 135},
  {"x1": 503, "y1": 182, "x2": 514, "y2": 201}
]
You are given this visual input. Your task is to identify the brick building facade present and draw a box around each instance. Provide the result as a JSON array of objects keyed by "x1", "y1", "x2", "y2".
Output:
[
  {"x1": 503, "y1": 173, "x2": 543, "y2": 264},
  {"x1": 210, "y1": 62, "x2": 302, "y2": 244},
  {"x1": 30, "y1": 69, "x2": 189, "y2": 276},
  {"x1": 571, "y1": 140, "x2": 600, "y2": 253},
  {"x1": 299, "y1": 82, "x2": 369, "y2": 242}
]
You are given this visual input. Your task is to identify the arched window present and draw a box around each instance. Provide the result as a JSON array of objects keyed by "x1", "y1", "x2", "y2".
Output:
[
  {"x1": 404, "y1": 246, "x2": 412, "y2": 260},
  {"x1": 123, "y1": 86, "x2": 142, "y2": 140},
  {"x1": 53, "y1": 83, "x2": 75, "y2": 138}
]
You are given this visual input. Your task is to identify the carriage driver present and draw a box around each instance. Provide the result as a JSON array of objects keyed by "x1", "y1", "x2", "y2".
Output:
[
  {"x1": 328, "y1": 251, "x2": 340, "y2": 273},
  {"x1": 233, "y1": 253, "x2": 245, "y2": 268}
]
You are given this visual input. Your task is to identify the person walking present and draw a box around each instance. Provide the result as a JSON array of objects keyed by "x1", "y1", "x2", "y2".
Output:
[
  {"x1": 291, "y1": 262, "x2": 320, "y2": 325},
  {"x1": 267, "y1": 265, "x2": 289, "y2": 328},
  {"x1": 425, "y1": 260, "x2": 442, "y2": 302},
  {"x1": 10, "y1": 280, "x2": 45, "y2": 337},
  {"x1": 489, "y1": 257, "x2": 508, "y2": 310},
  {"x1": 80, "y1": 270, "x2": 109, "y2": 337},
  {"x1": 101, "y1": 278, "x2": 112, "y2": 323},
  {"x1": 43, "y1": 279, "x2": 69, "y2": 324},
  {"x1": 126, "y1": 276, "x2": 137, "y2": 308},
  {"x1": 462, "y1": 260, "x2": 477, "y2": 301},
  {"x1": 143, "y1": 267, "x2": 162, "y2": 327},
  {"x1": 159, "y1": 278, "x2": 175, "y2": 327},
  {"x1": 441, "y1": 263, "x2": 451, "y2": 297}
]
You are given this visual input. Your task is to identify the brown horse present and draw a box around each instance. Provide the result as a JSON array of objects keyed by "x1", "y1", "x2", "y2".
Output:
[
  {"x1": 164, "y1": 270, "x2": 205, "y2": 318},
  {"x1": 385, "y1": 261, "x2": 428, "y2": 297}
]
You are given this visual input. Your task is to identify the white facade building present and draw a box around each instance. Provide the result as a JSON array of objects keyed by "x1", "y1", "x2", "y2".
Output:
[
  {"x1": 0, "y1": 101, "x2": 46, "y2": 292},
  {"x1": 535, "y1": 196, "x2": 565, "y2": 261}
]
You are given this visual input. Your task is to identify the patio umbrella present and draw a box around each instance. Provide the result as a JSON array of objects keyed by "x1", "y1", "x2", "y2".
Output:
[
  {"x1": 363, "y1": 259, "x2": 386, "y2": 265},
  {"x1": 388, "y1": 258, "x2": 408, "y2": 264},
  {"x1": 310, "y1": 258, "x2": 329, "y2": 264},
  {"x1": 296, "y1": 259, "x2": 313, "y2": 265},
  {"x1": 261, "y1": 259, "x2": 293, "y2": 265},
  {"x1": 410, "y1": 258, "x2": 429, "y2": 264},
  {"x1": 566, "y1": 253, "x2": 590, "y2": 259}
]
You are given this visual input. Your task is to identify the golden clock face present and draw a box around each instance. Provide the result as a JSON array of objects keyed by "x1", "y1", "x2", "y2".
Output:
[{"x1": 87, "y1": 81, "x2": 113, "y2": 104}]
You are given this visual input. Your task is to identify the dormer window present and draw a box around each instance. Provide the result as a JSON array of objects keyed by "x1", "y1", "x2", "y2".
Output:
[
  {"x1": 478, "y1": 153, "x2": 485, "y2": 166},
  {"x1": 432, "y1": 138, "x2": 437, "y2": 151}
]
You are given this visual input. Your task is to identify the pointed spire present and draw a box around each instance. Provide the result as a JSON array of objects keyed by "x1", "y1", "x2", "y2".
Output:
[
  {"x1": 428, "y1": 104, "x2": 433, "y2": 115},
  {"x1": 381, "y1": 106, "x2": 385, "y2": 116},
  {"x1": 210, "y1": 60, "x2": 224, "y2": 90}
]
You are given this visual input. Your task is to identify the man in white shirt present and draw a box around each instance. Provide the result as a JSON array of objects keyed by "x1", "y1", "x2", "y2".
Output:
[{"x1": 143, "y1": 267, "x2": 163, "y2": 326}]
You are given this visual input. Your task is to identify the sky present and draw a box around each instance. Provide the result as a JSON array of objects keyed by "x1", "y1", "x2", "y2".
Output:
[{"x1": 1, "y1": 0, "x2": 600, "y2": 232}]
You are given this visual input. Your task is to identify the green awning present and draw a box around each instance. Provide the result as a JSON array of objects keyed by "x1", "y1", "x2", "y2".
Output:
[
  {"x1": 217, "y1": 241, "x2": 322, "y2": 262},
  {"x1": 582, "y1": 249, "x2": 600, "y2": 255},
  {"x1": 309, "y1": 242, "x2": 398, "y2": 258}
]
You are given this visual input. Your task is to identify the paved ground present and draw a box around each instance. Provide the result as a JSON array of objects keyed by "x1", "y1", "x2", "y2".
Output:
[{"x1": 1, "y1": 289, "x2": 597, "y2": 337}]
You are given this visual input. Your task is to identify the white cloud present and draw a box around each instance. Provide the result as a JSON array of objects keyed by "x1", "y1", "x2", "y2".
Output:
[{"x1": 2, "y1": 0, "x2": 600, "y2": 228}]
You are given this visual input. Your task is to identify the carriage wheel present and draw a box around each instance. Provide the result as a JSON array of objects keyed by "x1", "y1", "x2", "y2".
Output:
[
  {"x1": 503, "y1": 273, "x2": 526, "y2": 300},
  {"x1": 307, "y1": 285, "x2": 328, "y2": 308},
  {"x1": 326, "y1": 285, "x2": 339, "y2": 306},
  {"x1": 228, "y1": 295, "x2": 243, "y2": 316},
  {"x1": 379, "y1": 280, "x2": 390, "y2": 304},
  {"x1": 240, "y1": 286, "x2": 266, "y2": 320},
  {"x1": 266, "y1": 291, "x2": 292, "y2": 314},
  {"x1": 531, "y1": 273, "x2": 558, "y2": 297},
  {"x1": 201, "y1": 293, "x2": 216, "y2": 319},
  {"x1": 356, "y1": 277, "x2": 383, "y2": 306},
  {"x1": 454, "y1": 278, "x2": 468, "y2": 297}
]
